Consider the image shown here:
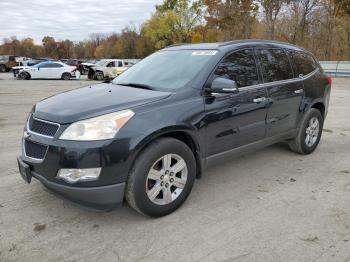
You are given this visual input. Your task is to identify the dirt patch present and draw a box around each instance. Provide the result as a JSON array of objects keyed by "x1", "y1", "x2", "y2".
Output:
[
  {"x1": 33, "y1": 223, "x2": 46, "y2": 232},
  {"x1": 323, "y1": 129, "x2": 333, "y2": 133}
]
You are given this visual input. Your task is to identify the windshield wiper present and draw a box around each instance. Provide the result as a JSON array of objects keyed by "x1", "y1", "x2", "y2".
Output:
[{"x1": 116, "y1": 82, "x2": 154, "y2": 90}]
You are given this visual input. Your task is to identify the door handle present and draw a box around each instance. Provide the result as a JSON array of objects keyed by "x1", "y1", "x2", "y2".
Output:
[
  {"x1": 294, "y1": 89, "x2": 304, "y2": 94},
  {"x1": 253, "y1": 97, "x2": 267, "y2": 103}
]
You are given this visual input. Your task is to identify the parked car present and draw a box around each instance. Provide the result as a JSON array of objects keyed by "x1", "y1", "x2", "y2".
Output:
[
  {"x1": 79, "y1": 59, "x2": 99, "y2": 75},
  {"x1": 12, "y1": 59, "x2": 50, "y2": 77},
  {"x1": 87, "y1": 59, "x2": 133, "y2": 80},
  {"x1": 0, "y1": 55, "x2": 18, "y2": 72},
  {"x1": 17, "y1": 40, "x2": 331, "y2": 217},
  {"x1": 15, "y1": 61, "x2": 80, "y2": 80}
]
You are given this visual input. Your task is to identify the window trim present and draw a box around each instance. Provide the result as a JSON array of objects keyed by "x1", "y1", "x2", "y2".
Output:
[
  {"x1": 239, "y1": 67, "x2": 319, "y2": 91},
  {"x1": 203, "y1": 47, "x2": 319, "y2": 94}
]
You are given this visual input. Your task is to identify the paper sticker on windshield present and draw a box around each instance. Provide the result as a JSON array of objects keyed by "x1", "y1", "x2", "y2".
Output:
[{"x1": 192, "y1": 50, "x2": 218, "y2": 56}]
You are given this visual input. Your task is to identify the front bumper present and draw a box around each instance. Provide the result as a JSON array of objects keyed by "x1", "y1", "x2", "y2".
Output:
[{"x1": 18, "y1": 156, "x2": 125, "y2": 210}]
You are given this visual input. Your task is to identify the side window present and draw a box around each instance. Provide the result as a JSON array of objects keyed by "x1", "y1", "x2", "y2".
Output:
[
  {"x1": 39, "y1": 63, "x2": 50, "y2": 68},
  {"x1": 288, "y1": 50, "x2": 316, "y2": 76},
  {"x1": 118, "y1": 61, "x2": 123, "y2": 67},
  {"x1": 258, "y1": 49, "x2": 293, "y2": 82},
  {"x1": 106, "y1": 62, "x2": 114, "y2": 67},
  {"x1": 49, "y1": 63, "x2": 63, "y2": 68},
  {"x1": 214, "y1": 49, "x2": 259, "y2": 88}
]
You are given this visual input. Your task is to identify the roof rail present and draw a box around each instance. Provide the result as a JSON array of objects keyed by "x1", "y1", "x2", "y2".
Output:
[{"x1": 219, "y1": 39, "x2": 301, "y2": 48}]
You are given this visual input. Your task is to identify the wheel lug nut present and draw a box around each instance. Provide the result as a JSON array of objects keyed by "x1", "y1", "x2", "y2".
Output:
[
  {"x1": 161, "y1": 182, "x2": 164, "y2": 186},
  {"x1": 165, "y1": 183, "x2": 169, "y2": 187},
  {"x1": 170, "y1": 178, "x2": 174, "y2": 182},
  {"x1": 160, "y1": 175, "x2": 164, "y2": 180},
  {"x1": 170, "y1": 172, "x2": 174, "y2": 176},
  {"x1": 165, "y1": 170, "x2": 169, "y2": 174}
]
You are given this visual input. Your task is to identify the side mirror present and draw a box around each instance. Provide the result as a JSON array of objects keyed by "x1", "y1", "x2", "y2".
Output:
[{"x1": 209, "y1": 77, "x2": 239, "y2": 94}]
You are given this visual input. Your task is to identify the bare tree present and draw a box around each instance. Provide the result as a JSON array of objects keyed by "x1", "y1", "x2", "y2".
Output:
[{"x1": 258, "y1": 0, "x2": 288, "y2": 39}]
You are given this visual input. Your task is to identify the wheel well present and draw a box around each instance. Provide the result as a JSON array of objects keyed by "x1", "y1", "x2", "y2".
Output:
[
  {"x1": 147, "y1": 131, "x2": 202, "y2": 178},
  {"x1": 312, "y1": 102, "x2": 325, "y2": 118},
  {"x1": 21, "y1": 71, "x2": 31, "y2": 79}
]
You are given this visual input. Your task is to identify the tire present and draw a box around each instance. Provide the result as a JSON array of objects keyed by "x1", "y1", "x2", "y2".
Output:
[
  {"x1": 288, "y1": 108, "x2": 324, "y2": 155},
  {"x1": 95, "y1": 71, "x2": 104, "y2": 81},
  {"x1": 126, "y1": 137, "x2": 196, "y2": 217},
  {"x1": 61, "y1": 72, "x2": 71, "y2": 80},
  {"x1": 0, "y1": 64, "x2": 6, "y2": 73},
  {"x1": 18, "y1": 71, "x2": 30, "y2": 80}
]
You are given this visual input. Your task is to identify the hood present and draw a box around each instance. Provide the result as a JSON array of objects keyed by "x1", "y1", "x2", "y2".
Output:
[
  {"x1": 81, "y1": 62, "x2": 96, "y2": 66},
  {"x1": 13, "y1": 66, "x2": 32, "y2": 70},
  {"x1": 33, "y1": 83, "x2": 171, "y2": 123}
]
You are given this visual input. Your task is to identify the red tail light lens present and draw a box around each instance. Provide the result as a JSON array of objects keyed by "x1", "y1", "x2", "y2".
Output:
[{"x1": 326, "y1": 76, "x2": 332, "y2": 87}]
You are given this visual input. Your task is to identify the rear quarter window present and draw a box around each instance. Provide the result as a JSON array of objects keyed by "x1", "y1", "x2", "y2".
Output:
[{"x1": 288, "y1": 50, "x2": 317, "y2": 77}]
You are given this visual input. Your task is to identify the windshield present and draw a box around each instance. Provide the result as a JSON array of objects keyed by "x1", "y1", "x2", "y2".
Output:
[
  {"x1": 112, "y1": 50, "x2": 217, "y2": 91},
  {"x1": 96, "y1": 60, "x2": 108, "y2": 66}
]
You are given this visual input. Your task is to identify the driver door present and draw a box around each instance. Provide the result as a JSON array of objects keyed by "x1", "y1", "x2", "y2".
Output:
[{"x1": 204, "y1": 49, "x2": 269, "y2": 157}]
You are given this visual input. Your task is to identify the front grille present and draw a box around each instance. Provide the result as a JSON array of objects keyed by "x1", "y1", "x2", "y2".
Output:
[
  {"x1": 28, "y1": 115, "x2": 59, "y2": 137},
  {"x1": 24, "y1": 140, "x2": 48, "y2": 160}
]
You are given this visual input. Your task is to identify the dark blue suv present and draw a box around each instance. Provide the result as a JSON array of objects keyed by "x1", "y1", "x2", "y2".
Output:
[{"x1": 18, "y1": 40, "x2": 331, "y2": 217}]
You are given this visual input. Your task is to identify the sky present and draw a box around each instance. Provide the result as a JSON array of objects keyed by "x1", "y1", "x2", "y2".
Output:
[{"x1": 0, "y1": 0, "x2": 163, "y2": 44}]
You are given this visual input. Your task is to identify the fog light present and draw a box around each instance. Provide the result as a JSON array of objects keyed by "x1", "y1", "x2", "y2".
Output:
[{"x1": 57, "y1": 168, "x2": 101, "y2": 183}]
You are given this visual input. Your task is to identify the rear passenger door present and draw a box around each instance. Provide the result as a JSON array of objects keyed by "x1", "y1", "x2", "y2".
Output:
[{"x1": 257, "y1": 48, "x2": 304, "y2": 137}]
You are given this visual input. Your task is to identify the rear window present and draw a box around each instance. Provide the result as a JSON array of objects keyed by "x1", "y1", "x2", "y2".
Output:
[
  {"x1": 288, "y1": 50, "x2": 317, "y2": 77},
  {"x1": 257, "y1": 49, "x2": 294, "y2": 83}
]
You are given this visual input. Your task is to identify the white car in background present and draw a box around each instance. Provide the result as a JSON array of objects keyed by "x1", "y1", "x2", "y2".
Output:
[
  {"x1": 14, "y1": 61, "x2": 80, "y2": 80},
  {"x1": 87, "y1": 59, "x2": 135, "y2": 80}
]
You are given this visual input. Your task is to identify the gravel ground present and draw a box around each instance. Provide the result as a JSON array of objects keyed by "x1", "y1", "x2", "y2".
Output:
[{"x1": 0, "y1": 73, "x2": 349, "y2": 262}]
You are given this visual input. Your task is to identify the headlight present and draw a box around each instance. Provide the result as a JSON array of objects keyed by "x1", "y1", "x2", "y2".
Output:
[{"x1": 60, "y1": 110, "x2": 134, "y2": 141}]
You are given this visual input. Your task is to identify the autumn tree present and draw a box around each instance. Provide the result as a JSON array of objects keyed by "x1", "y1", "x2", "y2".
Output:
[
  {"x1": 257, "y1": 0, "x2": 290, "y2": 39},
  {"x1": 204, "y1": 0, "x2": 259, "y2": 41},
  {"x1": 143, "y1": 0, "x2": 205, "y2": 48}
]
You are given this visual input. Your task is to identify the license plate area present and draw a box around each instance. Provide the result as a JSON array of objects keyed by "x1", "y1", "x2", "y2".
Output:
[{"x1": 17, "y1": 157, "x2": 32, "y2": 184}]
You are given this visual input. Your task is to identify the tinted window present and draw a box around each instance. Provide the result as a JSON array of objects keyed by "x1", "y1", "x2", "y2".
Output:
[
  {"x1": 118, "y1": 61, "x2": 123, "y2": 67},
  {"x1": 214, "y1": 49, "x2": 259, "y2": 88},
  {"x1": 107, "y1": 62, "x2": 114, "y2": 67},
  {"x1": 49, "y1": 63, "x2": 63, "y2": 68},
  {"x1": 288, "y1": 50, "x2": 316, "y2": 76},
  {"x1": 258, "y1": 49, "x2": 293, "y2": 82},
  {"x1": 38, "y1": 62, "x2": 51, "y2": 68}
]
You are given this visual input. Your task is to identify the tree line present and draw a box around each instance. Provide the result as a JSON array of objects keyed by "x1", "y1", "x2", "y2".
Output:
[{"x1": 0, "y1": 0, "x2": 349, "y2": 61}]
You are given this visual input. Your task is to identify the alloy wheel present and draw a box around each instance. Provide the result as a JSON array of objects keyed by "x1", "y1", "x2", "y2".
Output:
[
  {"x1": 305, "y1": 116, "x2": 320, "y2": 147},
  {"x1": 146, "y1": 154, "x2": 188, "y2": 205}
]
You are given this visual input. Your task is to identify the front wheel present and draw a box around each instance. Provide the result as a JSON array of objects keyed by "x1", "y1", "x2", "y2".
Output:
[
  {"x1": 0, "y1": 64, "x2": 6, "y2": 73},
  {"x1": 94, "y1": 71, "x2": 104, "y2": 81},
  {"x1": 18, "y1": 71, "x2": 30, "y2": 80},
  {"x1": 288, "y1": 108, "x2": 324, "y2": 154},
  {"x1": 126, "y1": 137, "x2": 196, "y2": 217}
]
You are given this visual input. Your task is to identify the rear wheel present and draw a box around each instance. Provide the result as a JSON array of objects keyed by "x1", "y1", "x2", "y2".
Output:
[
  {"x1": 288, "y1": 108, "x2": 324, "y2": 154},
  {"x1": 126, "y1": 137, "x2": 196, "y2": 217},
  {"x1": 61, "y1": 72, "x2": 71, "y2": 80}
]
